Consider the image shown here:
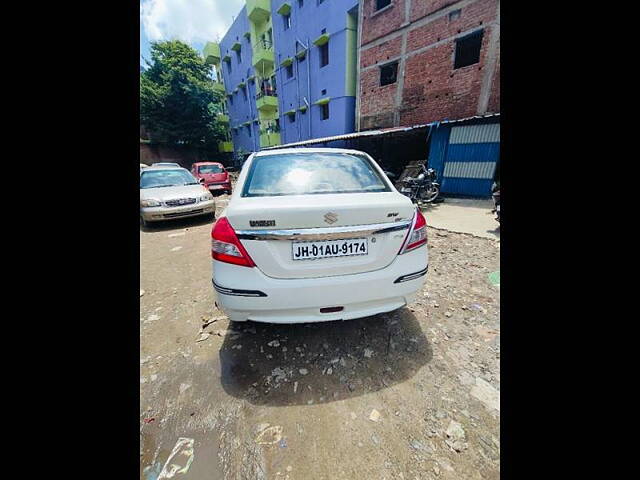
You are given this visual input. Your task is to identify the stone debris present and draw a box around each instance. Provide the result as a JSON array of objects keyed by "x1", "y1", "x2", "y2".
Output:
[
  {"x1": 293, "y1": 381, "x2": 298, "y2": 393},
  {"x1": 170, "y1": 246, "x2": 183, "y2": 252},
  {"x1": 268, "y1": 340, "x2": 281, "y2": 347},
  {"x1": 445, "y1": 420, "x2": 468, "y2": 452},
  {"x1": 363, "y1": 348, "x2": 374, "y2": 358},
  {"x1": 196, "y1": 332, "x2": 211, "y2": 342},
  {"x1": 369, "y1": 409, "x2": 381, "y2": 422},
  {"x1": 299, "y1": 368, "x2": 308, "y2": 375},
  {"x1": 271, "y1": 367, "x2": 287, "y2": 383},
  {"x1": 470, "y1": 377, "x2": 500, "y2": 412},
  {"x1": 140, "y1": 289, "x2": 145, "y2": 297},
  {"x1": 201, "y1": 316, "x2": 225, "y2": 329},
  {"x1": 179, "y1": 383, "x2": 191, "y2": 395},
  {"x1": 410, "y1": 439, "x2": 427, "y2": 451},
  {"x1": 255, "y1": 425, "x2": 284, "y2": 445},
  {"x1": 168, "y1": 232, "x2": 186, "y2": 238}
]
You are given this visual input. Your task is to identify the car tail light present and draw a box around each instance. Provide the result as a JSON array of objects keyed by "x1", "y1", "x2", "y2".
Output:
[
  {"x1": 399, "y1": 209, "x2": 427, "y2": 254},
  {"x1": 211, "y1": 217, "x2": 256, "y2": 267}
]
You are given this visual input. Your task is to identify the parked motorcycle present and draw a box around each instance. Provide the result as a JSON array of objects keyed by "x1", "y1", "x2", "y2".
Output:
[
  {"x1": 398, "y1": 165, "x2": 441, "y2": 204},
  {"x1": 492, "y1": 182, "x2": 500, "y2": 223}
]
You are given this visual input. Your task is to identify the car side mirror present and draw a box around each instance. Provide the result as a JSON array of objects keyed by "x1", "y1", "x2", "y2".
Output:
[{"x1": 198, "y1": 178, "x2": 205, "y2": 184}]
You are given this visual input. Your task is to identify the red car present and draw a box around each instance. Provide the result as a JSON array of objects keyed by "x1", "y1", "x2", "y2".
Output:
[{"x1": 191, "y1": 162, "x2": 232, "y2": 195}]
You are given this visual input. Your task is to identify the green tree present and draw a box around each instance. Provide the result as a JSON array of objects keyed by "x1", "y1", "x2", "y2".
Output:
[{"x1": 140, "y1": 40, "x2": 226, "y2": 151}]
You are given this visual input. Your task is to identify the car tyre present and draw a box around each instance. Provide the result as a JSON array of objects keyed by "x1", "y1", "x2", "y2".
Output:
[{"x1": 140, "y1": 215, "x2": 150, "y2": 229}]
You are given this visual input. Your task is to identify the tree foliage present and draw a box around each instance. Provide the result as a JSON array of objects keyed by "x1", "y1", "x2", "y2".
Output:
[{"x1": 140, "y1": 40, "x2": 225, "y2": 149}]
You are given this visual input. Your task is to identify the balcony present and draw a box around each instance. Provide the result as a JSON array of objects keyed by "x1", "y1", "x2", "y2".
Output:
[
  {"x1": 252, "y1": 45, "x2": 274, "y2": 72},
  {"x1": 218, "y1": 141, "x2": 233, "y2": 153},
  {"x1": 256, "y1": 93, "x2": 278, "y2": 112},
  {"x1": 259, "y1": 132, "x2": 280, "y2": 148},
  {"x1": 247, "y1": 0, "x2": 271, "y2": 23},
  {"x1": 203, "y1": 42, "x2": 220, "y2": 64}
]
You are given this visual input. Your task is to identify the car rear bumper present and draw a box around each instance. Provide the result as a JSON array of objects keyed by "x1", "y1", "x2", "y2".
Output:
[
  {"x1": 140, "y1": 200, "x2": 215, "y2": 222},
  {"x1": 212, "y1": 246, "x2": 428, "y2": 323}
]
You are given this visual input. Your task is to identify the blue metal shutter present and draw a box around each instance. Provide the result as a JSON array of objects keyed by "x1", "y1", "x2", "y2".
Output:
[{"x1": 441, "y1": 123, "x2": 499, "y2": 197}]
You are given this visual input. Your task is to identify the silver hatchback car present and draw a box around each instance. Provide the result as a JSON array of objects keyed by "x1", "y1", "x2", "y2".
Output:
[{"x1": 140, "y1": 167, "x2": 215, "y2": 227}]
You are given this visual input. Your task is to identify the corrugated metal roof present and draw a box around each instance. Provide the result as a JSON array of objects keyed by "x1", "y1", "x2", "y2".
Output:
[{"x1": 263, "y1": 113, "x2": 500, "y2": 150}]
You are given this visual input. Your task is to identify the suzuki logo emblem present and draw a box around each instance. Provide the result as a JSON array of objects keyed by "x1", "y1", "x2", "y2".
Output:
[{"x1": 324, "y1": 212, "x2": 338, "y2": 224}]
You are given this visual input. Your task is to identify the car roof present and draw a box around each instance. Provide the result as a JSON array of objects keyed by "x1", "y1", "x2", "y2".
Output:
[
  {"x1": 253, "y1": 147, "x2": 368, "y2": 157},
  {"x1": 140, "y1": 166, "x2": 188, "y2": 172},
  {"x1": 193, "y1": 161, "x2": 224, "y2": 166}
]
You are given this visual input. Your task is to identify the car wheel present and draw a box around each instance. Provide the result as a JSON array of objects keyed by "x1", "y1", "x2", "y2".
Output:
[{"x1": 140, "y1": 215, "x2": 150, "y2": 229}]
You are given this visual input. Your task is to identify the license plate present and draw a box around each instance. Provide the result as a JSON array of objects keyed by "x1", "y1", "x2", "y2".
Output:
[{"x1": 292, "y1": 238, "x2": 368, "y2": 261}]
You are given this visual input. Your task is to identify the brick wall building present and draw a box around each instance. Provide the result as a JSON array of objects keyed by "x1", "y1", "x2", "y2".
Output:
[{"x1": 357, "y1": 0, "x2": 500, "y2": 130}]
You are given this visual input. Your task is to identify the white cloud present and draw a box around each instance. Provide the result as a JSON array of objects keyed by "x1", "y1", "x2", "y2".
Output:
[{"x1": 141, "y1": 0, "x2": 244, "y2": 44}]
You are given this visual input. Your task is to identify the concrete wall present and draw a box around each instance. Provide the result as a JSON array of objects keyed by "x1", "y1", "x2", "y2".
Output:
[
  {"x1": 272, "y1": 0, "x2": 359, "y2": 144},
  {"x1": 219, "y1": 7, "x2": 260, "y2": 155},
  {"x1": 358, "y1": 0, "x2": 500, "y2": 129},
  {"x1": 213, "y1": 0, "x2": 360, "y2": 156}
]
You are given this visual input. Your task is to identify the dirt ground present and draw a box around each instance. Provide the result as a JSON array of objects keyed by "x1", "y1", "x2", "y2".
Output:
[{"x1": 140, "y1": 195, "x2": 500, "y2": 480}]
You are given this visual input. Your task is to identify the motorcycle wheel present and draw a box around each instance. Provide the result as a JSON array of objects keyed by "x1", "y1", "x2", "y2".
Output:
[{"x1": 421, "y1": 185, "x2": 440, "y2": 203}]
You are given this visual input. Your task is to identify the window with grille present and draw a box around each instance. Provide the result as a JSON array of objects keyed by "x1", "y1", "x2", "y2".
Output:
[
  {"x1": 379, "y1": 61, "x2": 398, "y2": 86},
  {"x1": 454, "y1": 29, "x2": 483, "y2": 69}
]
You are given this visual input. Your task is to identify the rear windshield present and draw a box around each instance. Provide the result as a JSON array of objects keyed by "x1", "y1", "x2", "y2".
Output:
[
  {"x1": 198, "y1": 165, "x2": 224, "y2": 174},
  {"x1": 140, "y1": 169, "x2": 198, "y2": 189},
  {"x1": 242, "y1": 153, "x2": 391, "y2": 197}
]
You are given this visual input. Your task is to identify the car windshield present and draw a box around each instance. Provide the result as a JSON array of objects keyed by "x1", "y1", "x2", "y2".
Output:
[
  {"x1": 199, "y1": 165, "x2": 224, "y2": 174},
  {"x1": 242, "y1": 152, "x2": 391, "y2": 197},
  {"x1": 140, "y1": 169, "x2": 199, "y2": 189}
]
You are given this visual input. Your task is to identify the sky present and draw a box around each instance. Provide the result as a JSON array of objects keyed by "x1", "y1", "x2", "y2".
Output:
[{"x1": 140, "y1": 0, "x2": 244, "y2": 68}]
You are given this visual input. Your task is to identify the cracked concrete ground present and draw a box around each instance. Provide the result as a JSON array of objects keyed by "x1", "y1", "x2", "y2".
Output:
[{"x1": 140, "y1": 194, "x2": 500, "y2": 480}]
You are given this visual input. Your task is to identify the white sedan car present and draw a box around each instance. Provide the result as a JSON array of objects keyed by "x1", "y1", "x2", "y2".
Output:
[{"x1": 211, "y1": 148, "x2": 428, "y2": 324}]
